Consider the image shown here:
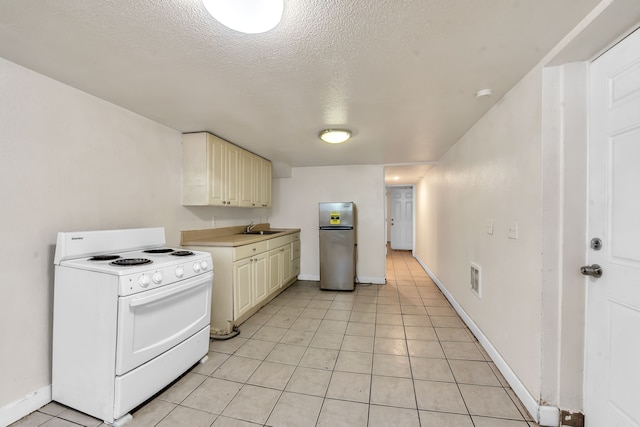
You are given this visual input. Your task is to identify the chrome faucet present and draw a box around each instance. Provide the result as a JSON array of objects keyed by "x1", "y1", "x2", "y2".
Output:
[{"x1": 245, "y1": 221, "x2": 256, "y2": 233}]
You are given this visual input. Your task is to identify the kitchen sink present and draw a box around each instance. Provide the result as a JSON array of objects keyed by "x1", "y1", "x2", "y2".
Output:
[{"x1": 242, "y1": 230, "x2": 282, "y2": 235}]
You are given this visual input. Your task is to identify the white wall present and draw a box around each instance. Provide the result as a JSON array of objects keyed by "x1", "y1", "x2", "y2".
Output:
[
  {"x1": 270, "y1": 165, "x2": 386, "y2": 284},
  {"x1": 0, "y1": 58, "x2": 217, "y2": 422},
  {"x1": 415, "y1": 67, "x2": 544, "y2": 399}
]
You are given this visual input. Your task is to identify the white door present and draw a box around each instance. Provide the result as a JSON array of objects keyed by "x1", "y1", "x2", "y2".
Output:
[
  {"x1": 585, "y1": 28, "x2": 640, "y2": 427},
  {"x1": 390, "y1": 187, "x2": 413, "y2": 250}
]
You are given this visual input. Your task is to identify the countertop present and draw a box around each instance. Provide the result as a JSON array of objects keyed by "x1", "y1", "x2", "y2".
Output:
[{"x1": 181, "y1": 223, "x2": 301, "y2": 247}]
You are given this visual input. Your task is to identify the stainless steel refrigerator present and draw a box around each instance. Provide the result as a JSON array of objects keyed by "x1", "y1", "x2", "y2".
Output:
[{"x1": 319, "y1": 202, "x2": 356, "y2": 291}]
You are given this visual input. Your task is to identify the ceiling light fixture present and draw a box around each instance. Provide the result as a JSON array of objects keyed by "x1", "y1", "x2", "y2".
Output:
[
  {"x1": 202, "y1": 0, "x2": 284, "y2": 34},
  {"x1": 476, "y1": 89, "x2": 492, "y2": 98},
  {"x1": 319, "y1": 129, "x2": 351, "y2": 144}
]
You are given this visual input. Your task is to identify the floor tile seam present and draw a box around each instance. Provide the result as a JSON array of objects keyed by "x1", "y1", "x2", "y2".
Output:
[
  {"x1": 161, "y1": 403, "x2": 212, "y2": 426},
  {"x1": 259, "y1": 387, "x2": 309, "y2": 427},
  {"x1": 178, "y1": 380, "x2": 243, "y2": 419},
  {"x1": 502, "y1": 386, "x2": 536, "y2": 422}
]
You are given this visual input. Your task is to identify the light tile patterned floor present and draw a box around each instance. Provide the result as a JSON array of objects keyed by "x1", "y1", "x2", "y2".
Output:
[{"x1": 13, "y1": 249, "x2": 540, "y2": 427}]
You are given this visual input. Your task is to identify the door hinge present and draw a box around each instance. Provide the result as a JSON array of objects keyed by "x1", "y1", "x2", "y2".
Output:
[{"x1": 560, "y1": 410, "x2": 584, "y2": 427}]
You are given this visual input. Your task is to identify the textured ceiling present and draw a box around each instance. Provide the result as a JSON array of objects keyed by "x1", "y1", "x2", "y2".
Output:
[{"x1": 0, "y1": 0, "x2": 601, "y2": 177}]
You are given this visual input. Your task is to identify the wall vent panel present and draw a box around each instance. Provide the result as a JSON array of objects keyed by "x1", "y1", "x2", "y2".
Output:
[{"x1": 470, "y1": 263, "x2": 481, "y2": 298}]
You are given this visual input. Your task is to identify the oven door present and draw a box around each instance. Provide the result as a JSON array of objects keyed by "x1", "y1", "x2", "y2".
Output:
[{"x1": 115, "y1": 272, "x2": 212, "y2": 375}]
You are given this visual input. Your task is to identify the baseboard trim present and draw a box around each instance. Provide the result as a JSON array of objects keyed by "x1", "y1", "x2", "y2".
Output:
[
  {"x1": 297, "y1": 274, "x2": 319, "y2": 281},
  {"x1": 0, "y1": 384, "x2": 51, "y2": 426},
  {"x1": 415, "y1": 255, "x2": 559, "y2": 427}
]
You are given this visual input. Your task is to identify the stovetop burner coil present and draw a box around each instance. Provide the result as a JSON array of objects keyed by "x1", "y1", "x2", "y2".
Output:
[
  {"x1": 89, "y1": 255, "x2": 121, "y2": 261},
  {"x1": 143, "y1": 248, "x2": 175, "y2": 254},
  {"x1": 170, "y1": 250, "x2": 194, "y2": 257},
  {"x1": 110, "y1": 258, "x2": 153, "y2": 266}
]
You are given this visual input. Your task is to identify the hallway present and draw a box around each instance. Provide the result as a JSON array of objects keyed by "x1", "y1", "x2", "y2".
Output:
[{"x1": 16, "y1": 249, "x2": 540, "y2": 427}]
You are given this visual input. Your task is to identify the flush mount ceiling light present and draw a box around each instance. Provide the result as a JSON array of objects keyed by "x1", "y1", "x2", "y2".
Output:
[
  {"x1": 319, "y1": 129, "x2": 351, "y2": 144},
  {"x1": 202, "y1": 0, "x2": 283, "y2": 34},
  {"x1": 476, "y1": 89, "x2": 493, "y2": 98}
]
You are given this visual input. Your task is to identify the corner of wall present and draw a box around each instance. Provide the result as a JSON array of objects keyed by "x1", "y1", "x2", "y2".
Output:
[{"x1": 0, "y1": 385, "x2": 51, "y2": 426}]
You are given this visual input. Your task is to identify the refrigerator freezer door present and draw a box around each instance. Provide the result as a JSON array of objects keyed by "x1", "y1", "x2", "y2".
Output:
[
  {"x1": 319, "y1": 202, "x2": 354, "y2": 228},
  {"x1": 319, "y1": 229, "x2": 355, "y2": 291}
]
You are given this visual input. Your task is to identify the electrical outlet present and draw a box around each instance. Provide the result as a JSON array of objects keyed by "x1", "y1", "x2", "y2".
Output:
[{"x1": 508, "y1": 220, "x2": 518, "y2": 239}]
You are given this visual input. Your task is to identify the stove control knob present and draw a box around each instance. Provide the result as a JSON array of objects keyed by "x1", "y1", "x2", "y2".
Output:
[
  {"x1": 200, "y1": 260, "x2": 208, "y2": 271},
  {"x1": 175, "y1": 266, "x2": 184, "y2": 278},
  {"x1": 193, "y1": 262, "x2": 201, "y2": 273},
  {"x1": 139, "y1": 274, "x2": 150, "y2": 287},
  {"x1": 152, "y1": 272, "x2": 163, "y2": 284}
]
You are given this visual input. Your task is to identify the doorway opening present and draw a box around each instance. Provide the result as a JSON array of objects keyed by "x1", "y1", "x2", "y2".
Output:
[{"x1": 386, "y1": 185, "x2": 414, "y2": 252}]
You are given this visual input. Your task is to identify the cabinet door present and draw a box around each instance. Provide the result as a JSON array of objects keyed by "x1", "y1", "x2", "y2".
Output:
[
  {"x1": 252, "y1": 155, "x2": 264, "y2": 208},
  {"x1": 282, "y1": 245, "x2": 292, "y2": 286},
  {"x1": 238, "y1": 150, "x2": 254, "y2": 207},
  {"x1": 225, "y1": 143, "x2": 240, "y2": 206},
  {"x1": 262, "y1": 160, "x2": 272, "y2": 208},
  {"x1": 267, "y1": 249, "x2": 281, "y2": 294},
  {"x1": 208, "y1": 135, "x2": 227, "y2": 206},
  {"x1": 253, "y1": 252, "x2": 268, "y2": 304},
  {"x1": 233, "y1": 258, "x2": 252, "y2": 318}
]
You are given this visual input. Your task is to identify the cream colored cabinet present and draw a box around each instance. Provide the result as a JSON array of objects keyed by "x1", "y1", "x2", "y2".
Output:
[
  {"x1": 262, "y1": 160, "x2": 272, "y2": 208},
  {"x1": 209, "y1": 136, "x2": 226, "y2": 206},
  {"x1": 182, "y1": 132, "x2": 271, "y2": 208},
  {"x1": 267, "y1": 244, "x2": 291, "y2": 292},
  {"x1": 225, "y1": 143, "x2": 240, "y2": 206},
  {"x1": 239, "y1": 150, "x2": 254, "y2": 208},
  {"x1": 252, "y1": 155, "x2": 272, "y2": 208},
  {"x1": 252, "y1": 155, "x2": 264, "y2": 208},
  {"x1": 232, "y1": 257, "x2": 253, "y2": 318},
  {"x1": 253, "y1": 252, "x2": 268, "y2": 304},
  {"x1": 266, "y1": 234, "x2": 297, "y2": 292},
  {"x1": 290, "y1": 233, "x2": 301, "y2": 282},
  {"x1": 186, "y1": 232, "x2": 299, "y2": 336},
  {"x1": 182, "y1": 132, "x2": 239, "y2": 206},
  {"x1": 232, "y1": 250, "x2": 268, "y2": 319},
  {"x1": 282, "y1": 244, "x2": 292, "y2": 285},
  {"x1": 267, "y1": 248, "x2": 281, "y2": 293}
]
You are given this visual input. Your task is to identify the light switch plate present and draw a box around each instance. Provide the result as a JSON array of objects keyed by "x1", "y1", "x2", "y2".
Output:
[
  {"x1": 508, "y1": 220, "x2": 518, "y2": 239},
  {"x1": 486, "y1": 219, "x2": 494, "y2": 235}
]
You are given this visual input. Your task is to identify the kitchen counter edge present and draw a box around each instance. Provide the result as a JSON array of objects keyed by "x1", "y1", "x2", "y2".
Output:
[{"x1": 181, "y1": 226, "x2": 301, "y2": 248}]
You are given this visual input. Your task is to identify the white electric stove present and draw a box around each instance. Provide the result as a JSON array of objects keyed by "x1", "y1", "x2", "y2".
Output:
[{"x1": 52, "y1": 227, "x2": 213, "y2": 426}]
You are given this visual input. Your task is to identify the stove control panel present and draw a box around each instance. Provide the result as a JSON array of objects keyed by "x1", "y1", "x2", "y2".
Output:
[{"x1": 118, "y1": 255, "x2": 213, "y2": 296}]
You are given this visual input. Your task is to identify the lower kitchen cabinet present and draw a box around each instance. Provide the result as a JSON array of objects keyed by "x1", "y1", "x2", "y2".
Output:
[
  {"x1": 185, "y1": 231, "x2": 300, "y2": 336},
  {"x1": 233, "y1": 251, "x2": 267, "y2": 319},
  {"x1": 267, "y1": 248, "x2": 281, "y2": 294},
  {"x1": 268, "y1": 243, "x2": 293, "y2": 292},
  {"x1": 233, "y1": 257, "x2": 252, "y2": 319}
]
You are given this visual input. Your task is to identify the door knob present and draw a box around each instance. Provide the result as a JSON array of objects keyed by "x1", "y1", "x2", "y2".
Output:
[{"x1": 580, "y1": 264, "x2": 603, "y2": 278}]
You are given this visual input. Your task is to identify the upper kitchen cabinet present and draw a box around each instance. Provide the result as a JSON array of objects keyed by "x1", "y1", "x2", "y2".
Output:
[
  {"x1": 254, "y1": 155, "x2": 272, "y2": 208},
  {"x1": 239, "y1": 149, "x2": 254, "y2": 208},
  {"x1": 182, "y1": 132, "x2": 271, "y2": 208}
]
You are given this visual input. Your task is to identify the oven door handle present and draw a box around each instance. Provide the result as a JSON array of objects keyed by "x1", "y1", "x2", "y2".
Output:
[{"x1": 129, "y1": 277, "x2": 211, "y2": 308}]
